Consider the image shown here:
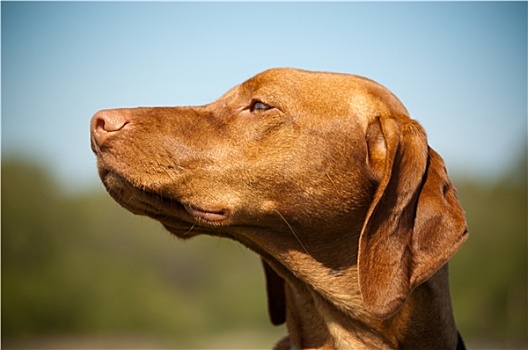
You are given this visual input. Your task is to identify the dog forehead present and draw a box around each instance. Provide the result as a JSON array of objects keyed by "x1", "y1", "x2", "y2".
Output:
[
  {"x1": 243, "y1": 68, "x2": 408, "y2": 126},
  {"x1": 215, "y1": 68, "x2": 409, "y2": 131},
  {"x1": 244, "y1": 67, "x2": 351, "y2": 93}
]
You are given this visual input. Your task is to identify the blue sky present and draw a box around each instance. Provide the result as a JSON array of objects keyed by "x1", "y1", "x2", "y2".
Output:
[{"x1": 2, "y1": 2, "x2": 526, "y2": 190}]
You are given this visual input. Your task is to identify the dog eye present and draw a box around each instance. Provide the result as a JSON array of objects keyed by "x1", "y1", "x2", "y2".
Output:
[{"x1": 250, "y1": 101, "x2": 272, "y2": 113}]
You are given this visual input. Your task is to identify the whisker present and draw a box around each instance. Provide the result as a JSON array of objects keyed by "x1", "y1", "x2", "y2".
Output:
[
  {"x1": 273, "y1": 209, "x2": 311, "y2": 257},
  {"x1": 181, "y1": 224, "x2": 196, "y2": 236},
  {"x1": 325, "y1": 170, "x2": 338, "y2": 191}
]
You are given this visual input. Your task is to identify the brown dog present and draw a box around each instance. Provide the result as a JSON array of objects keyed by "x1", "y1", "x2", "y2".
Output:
[{"x1": 90, "y1": 68, "x2": 468, "y2": 349}]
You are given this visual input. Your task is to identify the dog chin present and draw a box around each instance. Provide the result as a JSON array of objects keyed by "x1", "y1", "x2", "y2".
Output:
[{"x1": 161, "y1": 223, "x2": 200, "y2": 239}]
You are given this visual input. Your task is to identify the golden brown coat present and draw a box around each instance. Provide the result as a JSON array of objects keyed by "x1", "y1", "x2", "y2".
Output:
[{"x1": 91, "y1": 68, "x2": 468, "y2": 349}]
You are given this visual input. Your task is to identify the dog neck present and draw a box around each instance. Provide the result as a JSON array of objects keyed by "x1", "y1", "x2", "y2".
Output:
[{"x1": 276, "y1": 264, "x2": 459, "y2": 350}]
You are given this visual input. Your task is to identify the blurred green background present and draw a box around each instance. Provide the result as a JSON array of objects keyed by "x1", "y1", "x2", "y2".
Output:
[
  {"x1": 3, "y1": 2, "x2": 526, "y2": 349},
  {"x1": 2, "y1": 158, "x2": 285, "y2": 349},
  {"x1": 2, "y1": 151, "x2": 526, "y2": 349}
]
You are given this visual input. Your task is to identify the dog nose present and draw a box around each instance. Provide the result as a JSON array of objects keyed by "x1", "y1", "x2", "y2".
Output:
[{"x1": 90, "y1": 109, "x2": 130, "y2": 148}]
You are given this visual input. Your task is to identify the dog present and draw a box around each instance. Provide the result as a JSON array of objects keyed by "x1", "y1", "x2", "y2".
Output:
[{"x1": 90, "y1": 68, "x2": 468, "y2": 349}]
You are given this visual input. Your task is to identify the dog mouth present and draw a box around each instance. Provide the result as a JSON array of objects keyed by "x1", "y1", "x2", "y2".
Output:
[
  {"x1": 181, "y1": 203, "x2": 229, "y2": 222},
  {"x1": 140, "y1": 190, "x2": 230, "y2": 223},
  {"x1": 100, "y1": 168, "x2": 231, "y2": 233}
]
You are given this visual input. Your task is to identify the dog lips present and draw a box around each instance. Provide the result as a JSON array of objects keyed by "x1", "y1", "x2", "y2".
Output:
[{"x1": 183, "y1": 203, "x2": 228, "y2": 222}]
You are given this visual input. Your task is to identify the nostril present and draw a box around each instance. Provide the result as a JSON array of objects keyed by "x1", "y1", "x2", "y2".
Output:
[{"x1": 95, "y1": 117, "x2": 106, "y2": 133}]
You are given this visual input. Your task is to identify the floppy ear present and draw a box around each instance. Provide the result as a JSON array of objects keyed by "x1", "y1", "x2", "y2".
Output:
[
  {"x1": 359, "y1": 115, "x2": 468, "y2": 319},
  {"x1": 262, "y1": 258, "x2": 286, "y2": 325}
]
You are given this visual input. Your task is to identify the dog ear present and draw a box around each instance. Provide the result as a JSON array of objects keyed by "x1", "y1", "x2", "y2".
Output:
[
  {"x1": 359, "y1": 116, "x2": 468, "y2": 319},
  {"x1": 262, "y1": 258, "x2": 286, "y2": 325}
]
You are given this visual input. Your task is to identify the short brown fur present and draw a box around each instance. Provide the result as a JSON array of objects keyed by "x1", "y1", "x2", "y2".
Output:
[{"x1": 91, "y1": 68, "x2": 468, "y2": 349}]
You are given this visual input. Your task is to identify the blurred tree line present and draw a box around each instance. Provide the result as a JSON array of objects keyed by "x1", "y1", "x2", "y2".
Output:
[
  {"x1": 2, "y1": 153, "x2": 526, "y2": 349},
  {"x1": 450, "y1": 151, "x2": 527, "y2": 349}
]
